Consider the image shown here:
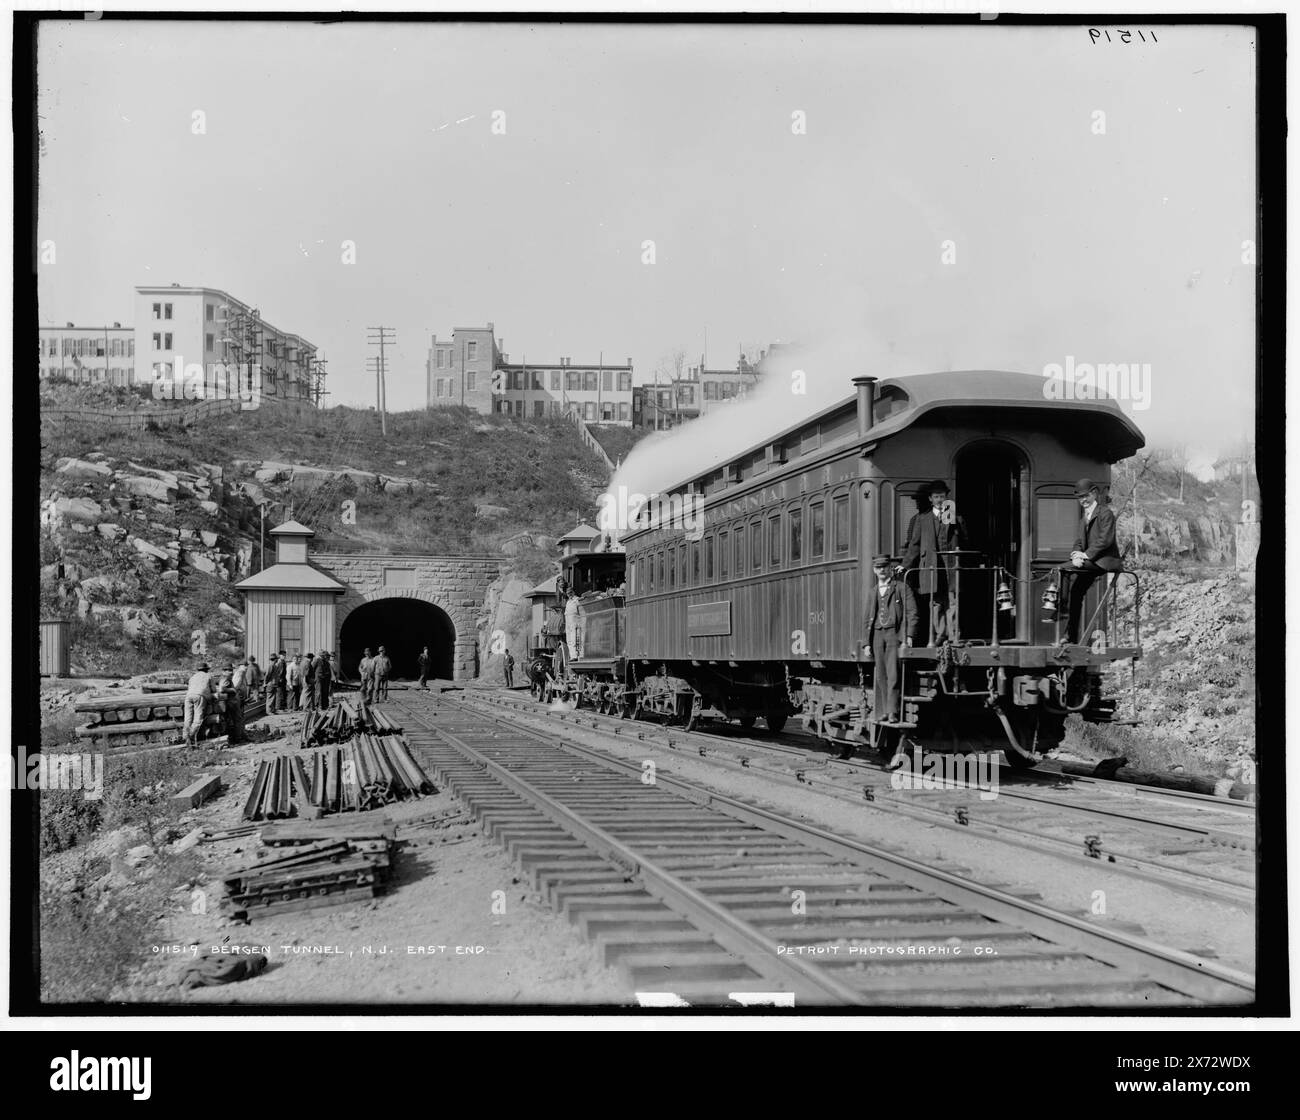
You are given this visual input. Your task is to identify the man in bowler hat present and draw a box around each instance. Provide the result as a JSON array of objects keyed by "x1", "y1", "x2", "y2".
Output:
[
  {"x1": 902, "y1": 479, "x2": 966, "y2": 644},
  {"x1": 1048, "y1": 478, "x2": 1121, "y2": 644},
  {"x1": 864, "y1": 554, "x2": 919, "y2": 752}
]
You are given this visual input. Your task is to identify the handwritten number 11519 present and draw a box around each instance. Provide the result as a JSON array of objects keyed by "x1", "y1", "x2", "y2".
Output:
[{"x1": 1089, "y1": 29, "x2": 1159, "y2": 44}]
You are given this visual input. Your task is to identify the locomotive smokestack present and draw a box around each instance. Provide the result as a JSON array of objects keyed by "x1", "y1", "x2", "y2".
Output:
[{"x1": 853, "y1": 376, "x2": 878, "y2": 438}]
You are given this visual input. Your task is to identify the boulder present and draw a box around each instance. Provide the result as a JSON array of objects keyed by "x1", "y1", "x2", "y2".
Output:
[
  {"x1": 130, "y1": 536, "x2": 170, "y2": 562},
  {"x1": 475, "y1": 502, "x2": 510, "y2": 518},
  {"x1": 55, "y1": 457, "x2": 113, "y2": 480},
  {"x1": 199, "y1": 500, "x2": 220, "y2": 516},
  {"x1": 200, "y1": 530, "x2": 219, "y2": 548},
  {"x1": 183, "y1": 550, "x2": 218, "y2": 576},
  {"x1": 70, "y1": 522, "x2": 92, "y2": 533},
  {"x1": 120, "y1": 475, "x2": 175, "y2": 502},
  {"x1": 218, "y1": 602, "x2": 242, "y2": 618},
  {"x1": 255, "y1": 466, "x2": 288, "y2": 484},
  {"x1": 53, "y1": 496, "x2": 103, "y2": 523},
  {"x1": 96, "y1": 522, "x2": 127, "y2": 541},
  {"x1": 160, "y1": 570, "x2": 180, "y2": 585}
]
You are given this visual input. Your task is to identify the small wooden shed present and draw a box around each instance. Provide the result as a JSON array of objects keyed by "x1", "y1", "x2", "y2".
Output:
[{"x1": 40, "y1": 619, "x2": 71, "y2": 677}]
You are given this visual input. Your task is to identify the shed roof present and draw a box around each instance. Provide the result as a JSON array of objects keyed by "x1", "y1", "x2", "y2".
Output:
[
  {"x1": 525, "y1": 575, "x2": 560, "y2": 599},
  {"x1": 236, "y1": 563, "x2": 345, "y2": 592},
  {"x1": 270, "y1": 520, "x2": 315, "y2": 536},
  {"x1": 558, "y1": 522, "x2": 601, "y2": 543}
]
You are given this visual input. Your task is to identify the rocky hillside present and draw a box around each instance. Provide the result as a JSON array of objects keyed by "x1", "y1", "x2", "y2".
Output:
[{"x1": 39, "y1": 383, "x2": 613, "y2": 682}]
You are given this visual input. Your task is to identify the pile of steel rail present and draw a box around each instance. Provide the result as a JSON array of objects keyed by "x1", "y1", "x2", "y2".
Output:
[
  {"x1": 300, "y1": 699, "x2": 403, "y2": 750},
  {"x1": 222, "y1": 816, "x2": 397, "y2": 920},
  {"x1": 243, "y1": 735, "x2": 436, "y2": 821}
]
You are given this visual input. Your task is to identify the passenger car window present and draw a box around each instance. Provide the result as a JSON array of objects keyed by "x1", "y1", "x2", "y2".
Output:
[
  {"x1": 789, "y1": 508, "x2": 803, "y2": 564},
  {"x1": 810, "y1": 503, "x2": 825, "y2": 559},
  {"x1": 833, "y1": 496, "x2": 850, "y2": 555}
]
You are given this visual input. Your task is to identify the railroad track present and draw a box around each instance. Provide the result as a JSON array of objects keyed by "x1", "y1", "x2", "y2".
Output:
[
  {"x1": 393, "y1": 693, "x2": 1254, "y2": 1009},
  {"x1": 474, "y1": 691, "x2": 1256, "y2": 909}
]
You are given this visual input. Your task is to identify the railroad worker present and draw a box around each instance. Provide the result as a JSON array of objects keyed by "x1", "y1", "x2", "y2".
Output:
[
  {"x1": 312, "y1": 650, "x2": 334, "y2": 709},
  {"x1": 302, "y1": 652, "x2": 317, "y2": 712},
  {"x1": 903, "y1": 480, "x2": 965, "y2": 645},
  {"x1": 359, "y1": 647, "x2": 375, "y2": 703},
  {"x1": 1049, "y1": 478, "x2": 1121, "y2": 644},
  {"x1": 266, "y1": 652, "x2": 286, "y2": 715},
  {"x1": 183, "y1": 662, "x2": 215, "y2": 747},
  {"x1": 287, "y1": 654, "x2": 302, "y2": 711},
  {"x1": 864, "y1": 554, "x2": 919, "y2": 732},
  {"x1": 231, "y1": 658, "x2": 249, "y2": 703},
  {"x1": 503, "y1": 649, "x2": 515, "y2": 688},
  {"x1": 246, "y1": 656, "x2": 263, "y2": 703},
  {"x1": 218, "y1": 663, "x2": 248, "y2": 744},
  {"x1": 417, "y1": 646, "x2": 431, "y2": 690},
  {"x1": 374, "y1": 646, "x2": 393, "y2": 701},
  {"x1": 564, "y1": 589, "x2": 583, "y2": 661}
]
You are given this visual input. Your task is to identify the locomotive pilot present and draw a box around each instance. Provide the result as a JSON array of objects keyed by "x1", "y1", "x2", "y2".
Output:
[
  {"x1": 1047, "y1": 478, "x2": 1121, "y2": 644},
  {"x1": 902, "y1": 479, "x2": 966, "y2": 645},
  {"x1": 864, "y1": 554, "x2": 920, "y2": 731}
]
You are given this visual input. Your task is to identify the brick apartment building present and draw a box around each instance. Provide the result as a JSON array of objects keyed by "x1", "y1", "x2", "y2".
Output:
[{"x1": 427, "y1": 322, "x2": 635, "y2": 425}]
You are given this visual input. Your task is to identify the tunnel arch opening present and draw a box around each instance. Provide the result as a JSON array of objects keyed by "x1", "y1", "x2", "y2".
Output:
[{"x1": 338, "y1": 597, "x2": 456, "y2": 681}]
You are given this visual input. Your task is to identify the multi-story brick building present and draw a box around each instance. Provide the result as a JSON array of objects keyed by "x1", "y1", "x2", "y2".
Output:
[
  {"x1": 38, "y1": 323, "x2": 135, "y2": 385},
  {"x1": 426, "y1": 324, "x2": 504, "y2": 414},
  {"x1": 133, "y1": 284, "x2": 318, "y2": 403},
  {"x1": 426, "y1": 322, "x2": 635, "y2": 426}
]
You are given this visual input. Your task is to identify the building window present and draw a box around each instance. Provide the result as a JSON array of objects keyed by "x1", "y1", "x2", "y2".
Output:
[
  {"x1": 152, "y1": 303, "x2": 161, "y2": 320},
  {"x1": 435, "y1": 380, "x2": 444, "y2": 398},
  {"x1": 206, "y1": 305, "x2": 214, "y2": 322},
  {"x1": 152, "y1": 333, "x2": 162, "y2": 351},
  {"x1": 769, "y1": 513, "x2": 782, "y2": 567},
  {"x1": 704, "y1": 382, "x2": 719, "y2": 400},
  {"x1": 618, "y1": 402, "x2": 630, "y2": 421},
  {"x1": 618, "y1": 371, "x2": 632, "y2": 392},
  {"x1": 436, "y1": 350, "x2": 445, "y2": 369},
  {"x1": 602, "y1": 370, "x2": 612, "y2": 391},
  {"x1": 533, "y1": 400, "x2": 545, "y2": 418},
  {"x1": 810, "y1": 502, "x2": 825, "y2": 559},
  {"x1": 205, "y1": 333, "x2": 214, "y2": 352},
  {"x1": 584, "y1": 402, "x2": 596, "y2": 421},
  {"x1": 704, "y1": 536, "x2": 714, "y2": 581},
  {"x1": 680, "y1": 386, "x2": 695, "y2": 405},
  {"x1": 164, "y1": 303, "x2": 173, "y2": 320},
  {"x1": 692, "y1": 543, "x2": 700, "y2": 582},
  {"x1": 164, "y1": 333, "x2": 173, "y2": 350},
  {"x1": 668, "y1": 548, "x2": 675, "y2": 587},
  {"x1": 789, "y1": 507, "x2": 803, "y2": 564},
  {"x1": 833, "y1": 495, "x2": 851, "y2": 554},
  {"x1": 551, "y1": 371, "x2": 561, "y2": 390},
  {"x1": 467, "y1": 341, "x2": 478, "y2": 360},
  {"x1": 128, "y1": 339, "x2": 135, "y2": 357},
  {"x1": 278, "y1": 615, "x2": 304, "y2": 656},
  {"x1": 602, "y1": 403, "x2": 614, "y2": 421},
  {"x1": 466, "y1": 371, "x2": 476, "y2": 391},
  {"x1": 583, "y1": 371, "x2": 597, "y2": 392}
]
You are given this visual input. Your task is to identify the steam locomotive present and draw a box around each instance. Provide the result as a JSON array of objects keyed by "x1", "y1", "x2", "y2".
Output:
[{"x1": 534, "y1": 371, "x2": 1144, "y2": 768}]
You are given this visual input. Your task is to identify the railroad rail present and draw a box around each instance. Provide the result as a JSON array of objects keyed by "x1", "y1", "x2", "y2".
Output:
[
  {"x1": 392, "y1": 693, "x2": 1254, "y2": 1008},
  {"x1": 474, "y1": 690, "x2": 1256, "y2": 910}
]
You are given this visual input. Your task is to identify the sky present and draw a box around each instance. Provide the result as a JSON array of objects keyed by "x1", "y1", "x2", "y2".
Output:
[{"x1": 36, "y1": 18, "x2": 1256, "y2": 457}]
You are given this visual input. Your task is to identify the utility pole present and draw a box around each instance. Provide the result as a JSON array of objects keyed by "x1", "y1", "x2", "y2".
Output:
[
  {"x1": 366, "y1": 326, "x2": 395, "y2": 436},
  {"x1": 309, "y1": 357, "x2": 329, "y2": 407}
]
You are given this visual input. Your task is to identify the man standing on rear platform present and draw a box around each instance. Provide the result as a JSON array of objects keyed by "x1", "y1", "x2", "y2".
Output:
[
  {"x1": 1047, "y1": 478, "x2": 1121, "y2": 644},
  {"x1": 864, "y1": 554, "x2": 919, "y2": 734},
  {"x1": 903, "y1": 480, "x2": 965, "y2": 645}
]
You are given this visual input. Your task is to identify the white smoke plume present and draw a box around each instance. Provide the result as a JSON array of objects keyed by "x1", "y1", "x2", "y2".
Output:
[{"x1": 600, "y1": 329, "x2": 932, "y2": 544}]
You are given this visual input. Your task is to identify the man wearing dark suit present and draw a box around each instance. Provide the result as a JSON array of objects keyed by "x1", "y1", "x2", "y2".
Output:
[
  {"x1": 903, "y1": 480, "x2": 965, "y2": 644},
  {"x1": 864, "y1": 554, "x2": 920, "y2": 733},
  {"x1": 1050, "y1": 478, "x2": 1122, "y2": 644}
]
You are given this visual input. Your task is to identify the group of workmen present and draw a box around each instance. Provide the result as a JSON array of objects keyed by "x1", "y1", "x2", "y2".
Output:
[
  {"x1": 181, "y1": 649, "x2": 341, "y2": 746},
  {"x1": 357, "y1": 646, "x2": 395, "y2": 702},
  {"x1": 864, "y1": 477, "x2": 1121, "y2": 751}
]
